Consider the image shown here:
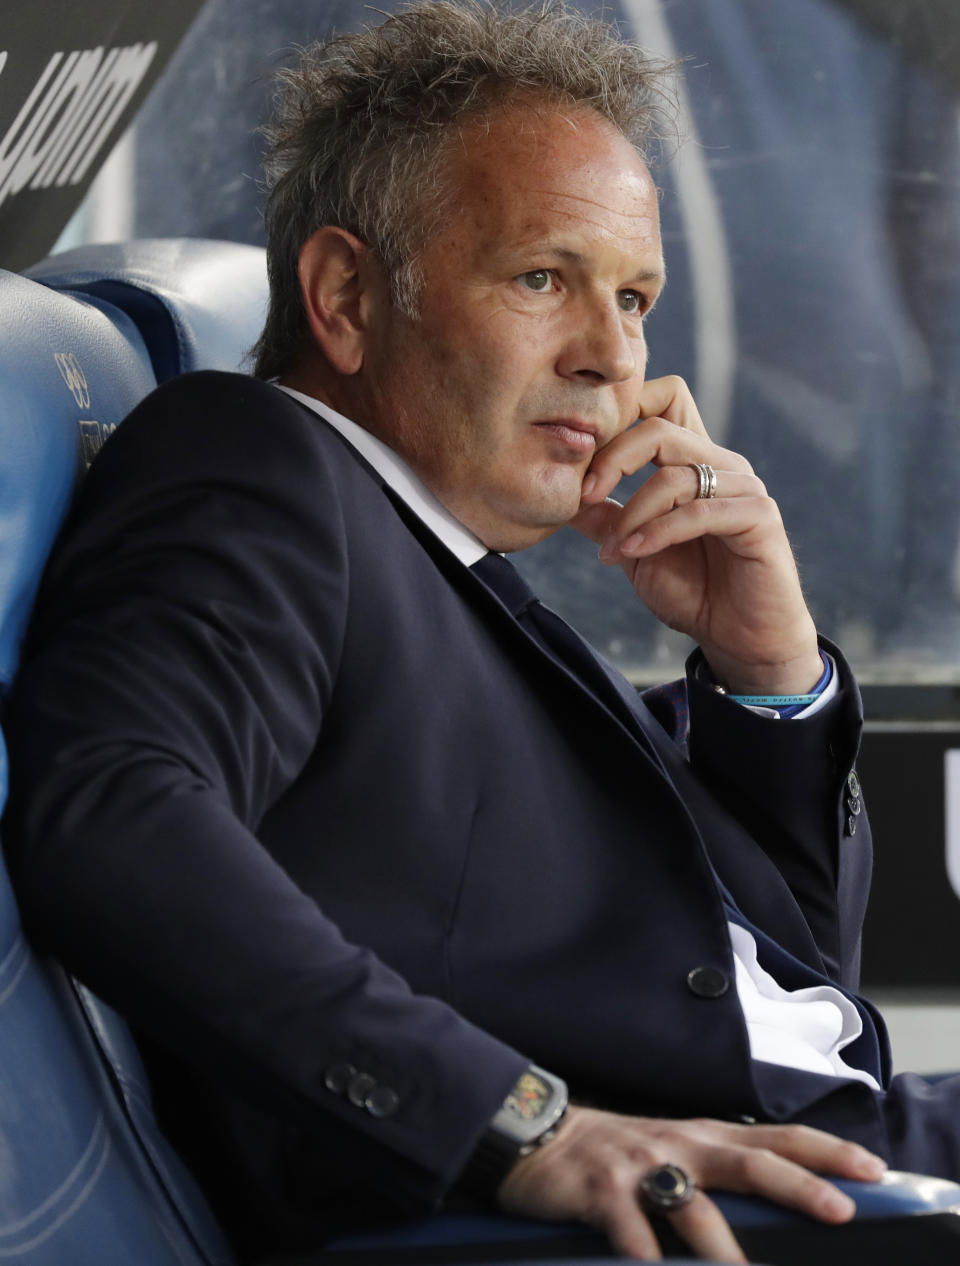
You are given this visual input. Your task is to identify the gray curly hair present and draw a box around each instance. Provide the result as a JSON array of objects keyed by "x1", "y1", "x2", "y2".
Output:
[{"x1": 252, "y1": 0, "x2": 676, "y2": 379}]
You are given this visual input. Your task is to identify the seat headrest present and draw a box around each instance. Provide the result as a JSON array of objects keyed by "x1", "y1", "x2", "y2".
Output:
[
  {"x1": 0, "y1": 270, "x2": 156, "y2": 704},
  {"x1": 26, "y1": 239, "x2": 268, "y2": 383}
]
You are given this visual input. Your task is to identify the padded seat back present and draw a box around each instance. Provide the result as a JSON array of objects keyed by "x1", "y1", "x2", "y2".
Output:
[
  {"x1": 26, "y1": 239, "x2": 268, "y2": 383},
  {"x1": 0, "y1": 271, "x2": 154, "y2": 700},
  {"x1": 0, "y1": 263, "x2": 235, "y2": 1265}
]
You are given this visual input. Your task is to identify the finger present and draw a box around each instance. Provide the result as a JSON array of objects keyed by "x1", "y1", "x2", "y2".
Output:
[
  {"x1": 582, "y1": 416, "x2": 752, "y2": 505},
  {"x1": 595, "y1": 465, "x2": 765, "y2": 554},
  {"x1": 600, "y1": 494, "x2": 783, "y2": 564},
  {"x1": 666, "y1": 1193, "x2": 748, "y2": 1265},
  {"x1": 739, "y1": 1124, "x2": 887, "y2": 1183},
  {"x1": 636, "y1": 374, "x2": 710, "y2": 438},
  {"x1": 569, "y1": 496, "x2": 623, "y2": 547},
  {"x1": 582, "y1": 1179, "x2": 664, "y2": 1261},
  {"x1": 706, "y1": 1145, "x2": 860, "y2": 1226}
]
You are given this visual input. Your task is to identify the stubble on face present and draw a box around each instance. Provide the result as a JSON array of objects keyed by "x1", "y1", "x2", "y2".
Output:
[{"x1": 339, "y1": 101, "x2": 665, "y2": 551}]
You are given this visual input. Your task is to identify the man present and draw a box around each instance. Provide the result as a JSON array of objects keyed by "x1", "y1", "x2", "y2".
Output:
[{"x1": 9, "y1": 3, "x2": 955, "y2": 1262}]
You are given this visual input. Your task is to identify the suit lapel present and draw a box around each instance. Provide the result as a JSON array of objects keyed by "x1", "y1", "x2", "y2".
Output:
[{"x1": 335, "y1": 449, "x2": 826, "y2": 977}]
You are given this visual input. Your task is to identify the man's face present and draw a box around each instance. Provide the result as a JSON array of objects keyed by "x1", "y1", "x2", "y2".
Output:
[{"x1": 357, "y1": 102, "x2": 665, "y2": 551}]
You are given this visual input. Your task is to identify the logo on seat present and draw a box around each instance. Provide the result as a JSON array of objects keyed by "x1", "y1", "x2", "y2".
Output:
[
  {"x1": 54, "y1": 352, "x2": 90, "y2": 408},
  {"x1": 78, "y1": 420, "x2": 117, "y2": 468}
]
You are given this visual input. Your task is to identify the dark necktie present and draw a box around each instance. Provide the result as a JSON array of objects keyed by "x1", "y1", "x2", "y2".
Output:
[{"x1": 470, "y1": 551, "x2": 643, "y2": 734}]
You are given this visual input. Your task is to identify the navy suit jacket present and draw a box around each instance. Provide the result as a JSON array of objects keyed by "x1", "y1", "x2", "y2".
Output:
[{"x1": 5, "y1": 371, "x2": 891, "y2": 1250}]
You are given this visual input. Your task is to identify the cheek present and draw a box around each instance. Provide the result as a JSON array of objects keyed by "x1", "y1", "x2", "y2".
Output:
[
  {"x1": 410, "y1": 316, "x2": 544, "y2": 450},
  {"x1": 439, "y1": 350, "x2": 517, "y2": 423}
]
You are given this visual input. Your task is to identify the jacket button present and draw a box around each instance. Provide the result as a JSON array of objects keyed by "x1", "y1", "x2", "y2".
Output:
[
  {"x1": 347, "y1": 1072, "x2": 378, "y2": 1107},
  {"x1": 847, "y1": 795, "x2": 861, "y2": 816},
  {"x1": 365, "y1": 1085, "x2": 401, "y2": 1118},
  {"x1": 687, "y1": 966, "x2": 729, "y2": 998},
  {"x1": 847, "y1": 770, "x2": 861, "y2": 798},
  {"x1": 324, "y1": 1063, "x2": 356, "y2": 1094},
  {"x1": 847, "y1": 814, "x2": 858, "y2": 837}
]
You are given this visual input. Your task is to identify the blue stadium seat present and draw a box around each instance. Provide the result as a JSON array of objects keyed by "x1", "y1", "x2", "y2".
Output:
[
  {"x1": 25, "y1": 238, "x2": 267, "y2": 383},
  {"x1": 3, "y1": 240, "x2": 960, "y2": 1266},
  {"x1": 318, "y1": 1173, "x2": 960, "y2": 1265},
  {"x1": 0, "y1": 264, "x2": 235, "y2": 1264}
]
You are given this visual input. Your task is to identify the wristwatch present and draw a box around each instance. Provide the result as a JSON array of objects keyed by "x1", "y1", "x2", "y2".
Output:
[{"x1": 457, "y1": 1064, "x2": 569, "y2": 1199}]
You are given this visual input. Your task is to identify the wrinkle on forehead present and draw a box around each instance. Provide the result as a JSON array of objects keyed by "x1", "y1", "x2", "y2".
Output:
[
  {"x1": 524, "y1": 187, "x2": 660, "y2": 235},
  {"x1": 480, "y1": 171, "x2": 661, "y2": 255},
  {"x1": 429, "y1": 100, "x2": 663, "y2": 280},
  {"x1": 448, "y1": 98, "x2": 650, "y2": 188},
  {"x1": 488, "y1": 111, "x2": 644, "y2": 173}
]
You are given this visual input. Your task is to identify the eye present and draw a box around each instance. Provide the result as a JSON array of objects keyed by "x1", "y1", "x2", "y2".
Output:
[
  {"x1": 618, "y1": 289, "x2": 643, "y2": 314},
  {"x1": 518, "y1": 269, "x2": 553, "y2": 292}
]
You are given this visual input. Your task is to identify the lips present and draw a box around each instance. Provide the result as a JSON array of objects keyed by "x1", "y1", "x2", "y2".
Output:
[{"x1": 533, "y1": 419, "x2": 599, "y2": 454}]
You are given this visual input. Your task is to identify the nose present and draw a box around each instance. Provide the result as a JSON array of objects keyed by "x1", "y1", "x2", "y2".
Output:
[{"x1": 556, "y1": 299, "x2": 643, "y2": 385}]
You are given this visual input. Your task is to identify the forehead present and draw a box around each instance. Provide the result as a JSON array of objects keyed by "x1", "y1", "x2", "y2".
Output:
[{"x1": 436, "y1": 102, "x2": 661, "y2": 262}]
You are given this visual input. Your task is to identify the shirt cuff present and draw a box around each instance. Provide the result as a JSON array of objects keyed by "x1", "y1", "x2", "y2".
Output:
[
  {"x1": 697, "y1": 650, "x2": 837, "y2": 720},
  {"x1": 781, "y1": 652, "x2": 838, "y2": 719},
  {"x1": 738, "y1": 651, "x2": 837, "y2": 720}
]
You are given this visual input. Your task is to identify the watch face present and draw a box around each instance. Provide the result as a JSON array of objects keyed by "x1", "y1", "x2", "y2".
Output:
[{"x1": 505, "y1": 1070, "x2": 552, "y2": 1121}]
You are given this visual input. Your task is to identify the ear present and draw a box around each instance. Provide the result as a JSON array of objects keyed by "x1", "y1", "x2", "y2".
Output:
[{"x1": 297, "y1": 227, "x2": 373, "y2": 376}]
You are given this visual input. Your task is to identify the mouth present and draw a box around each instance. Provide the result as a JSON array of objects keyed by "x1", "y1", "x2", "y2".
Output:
[{"x1": 532, "y1": 419, "x2": 599, "y2": 455}]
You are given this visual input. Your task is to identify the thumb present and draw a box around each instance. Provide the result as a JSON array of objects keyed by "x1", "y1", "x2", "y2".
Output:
[{"x1": 569, "y1": 496, "x2": 624, "y2": 545}]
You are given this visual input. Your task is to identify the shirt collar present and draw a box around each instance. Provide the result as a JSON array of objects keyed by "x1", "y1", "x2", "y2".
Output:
[{"x1": 276, "y1": 384, "x2": 488, "y2": 567}]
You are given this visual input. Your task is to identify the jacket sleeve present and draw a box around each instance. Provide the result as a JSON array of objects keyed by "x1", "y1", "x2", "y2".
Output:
[
  {"x1": 3, "y1": 372, "x2": 527, "y2": 1218},
  {"x1": 679, "y1": 642, "x2": 871, "y2": 990}
]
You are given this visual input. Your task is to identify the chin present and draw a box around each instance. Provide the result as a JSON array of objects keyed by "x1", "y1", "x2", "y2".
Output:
[
  {"x1": 485, "y1": 501, "x2": 578, "y2": 554},
  {"x1": 489, "y1": 523, "x2": 563, "y2": 554},
  {"x1": 466, "y1": 475, "x2": 582, "y2": 553}
]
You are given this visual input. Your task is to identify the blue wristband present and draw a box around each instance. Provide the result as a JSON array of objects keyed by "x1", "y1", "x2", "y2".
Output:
[
  {"x1": 720, "y1": 650, "x2": 832, "y2": 717},
  {"x1": 726, "y1": 692, "x2": 820, "y2": 706}
]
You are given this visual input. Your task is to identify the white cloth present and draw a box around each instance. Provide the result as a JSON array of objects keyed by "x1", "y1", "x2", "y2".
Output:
[
  {"x1": 275, "y1": 382, "x2": 876, "y2": 1089},
  {"x1": 729, "y1": 925, "x2": 880, "y2": 1089}
]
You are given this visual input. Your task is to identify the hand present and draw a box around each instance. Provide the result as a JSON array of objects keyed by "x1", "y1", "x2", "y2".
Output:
[
  {"x1": 571, "y1": 376, "x2": 822, "y2": 696},
  {"x1": 497, "y1": 1105, "x2": 887, "y2": 1262}
]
